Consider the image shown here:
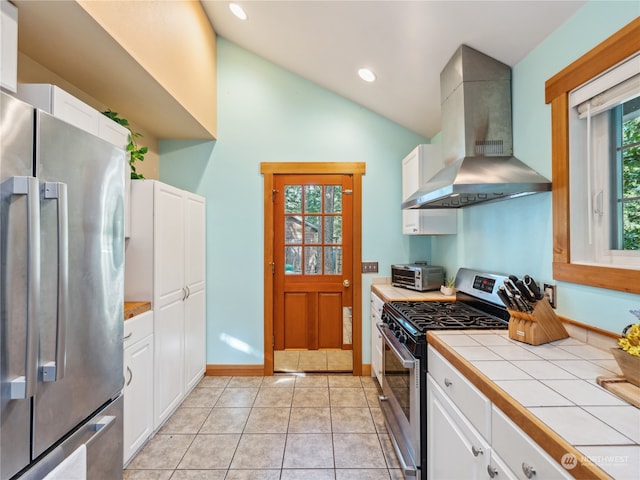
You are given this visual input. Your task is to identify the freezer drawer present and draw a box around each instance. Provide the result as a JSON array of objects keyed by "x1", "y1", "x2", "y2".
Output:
[{"x1": 20, "y1": 394, "x2": 123, "y2": 480}]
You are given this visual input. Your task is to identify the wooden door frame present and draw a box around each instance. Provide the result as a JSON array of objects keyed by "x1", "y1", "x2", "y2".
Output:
[{"x1": 261, "y1": 162, "x2": 365, "y2": 376}]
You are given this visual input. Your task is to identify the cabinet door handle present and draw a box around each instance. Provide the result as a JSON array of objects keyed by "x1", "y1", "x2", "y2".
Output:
[
  {"x1": 487, "y1": 465, "x2": 498, "y2": 478},
  {"x1": 124, "y1": 332, "x2": 133, "y2": 340},
  {"x1": 444, "y1": 378, "x2": 452, "y2": 387},
  {"x1": 522, "y1": 462, "x2": 536, "y2": 478},
  {"x1": 471, "y1": 445, "x2": 483, "y2": 457},
  {"x1": 126, "y1": 366, "x2": 133, "y2": 386}
]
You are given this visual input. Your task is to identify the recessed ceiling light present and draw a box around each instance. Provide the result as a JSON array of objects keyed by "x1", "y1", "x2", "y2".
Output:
[
  {"x1": 358, "y1": 68, "x2": 376, "y2": 83},
  {"x1": 229, "y1": 3, "x2": 247, "y2": 20}
]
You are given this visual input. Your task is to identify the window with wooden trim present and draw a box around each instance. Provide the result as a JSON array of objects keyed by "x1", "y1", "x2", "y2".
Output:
[
  {"x1": 545, "y1": 17, "x2": 640, "y2": 294},
  {"x1": 568, "y1": 55, "x2": 640, "y2": 268}
]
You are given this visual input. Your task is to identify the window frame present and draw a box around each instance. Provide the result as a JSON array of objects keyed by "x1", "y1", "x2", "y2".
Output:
[{"x1": 545, "y1": 17, "x2": 640, "y2": 294}]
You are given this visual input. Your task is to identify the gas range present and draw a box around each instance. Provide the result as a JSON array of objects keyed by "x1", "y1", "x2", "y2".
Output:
[
  {"x1": 376, "y1": 268, "x2": 511, "y2": 479},
  {"x1": 381, "y1": 269, "x2": 511, "y2": 356}
]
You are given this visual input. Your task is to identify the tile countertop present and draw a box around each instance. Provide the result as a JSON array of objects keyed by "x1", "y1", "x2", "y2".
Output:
[
  {"x1": 427, "y1": 331, "x2": 640, "y2": 480},
  {"x1": 371, "y1": 283, "x2": 455, "y2": 303}
]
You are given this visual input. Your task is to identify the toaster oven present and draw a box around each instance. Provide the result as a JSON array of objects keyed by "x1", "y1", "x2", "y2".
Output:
[{"x1": 391, "y1": 264, "x2": 444, "y2": 291}]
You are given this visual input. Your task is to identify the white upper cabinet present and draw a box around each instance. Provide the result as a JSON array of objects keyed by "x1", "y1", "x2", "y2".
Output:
[
  {"x1": 402, "y1": 144, "x2": 457, "y2": 235},
  {"x1": 0, "y1": 0, "x2": 18, "y2": 93}
]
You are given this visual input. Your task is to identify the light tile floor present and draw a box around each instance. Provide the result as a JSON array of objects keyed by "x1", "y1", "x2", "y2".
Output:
[
  {"x1": 124, "y1": 375, "x2": 404, "y2": 480},
  {"x1": 274, "y1": 350, "x2": 353, "y2": 373}
]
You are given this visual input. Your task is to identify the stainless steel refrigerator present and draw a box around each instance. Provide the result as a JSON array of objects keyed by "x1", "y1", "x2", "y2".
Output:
[{"x1": 1, "y1": 91, "x2": 124, "y2": 479}]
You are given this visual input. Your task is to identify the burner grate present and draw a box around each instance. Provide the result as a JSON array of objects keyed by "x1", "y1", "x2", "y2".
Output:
[{"x1": 385, "y1": 300, "x2": 508, "y2": 334}]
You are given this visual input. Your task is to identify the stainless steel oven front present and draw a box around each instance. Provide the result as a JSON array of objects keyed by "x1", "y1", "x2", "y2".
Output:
[{"x1": 377, "y1": 322, "x2": 420, "y2": 478}]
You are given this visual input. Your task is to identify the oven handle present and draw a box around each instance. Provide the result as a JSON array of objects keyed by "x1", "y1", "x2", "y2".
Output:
[{"x1": 376, "y1": 323, "x2": 416, "y2": 368}]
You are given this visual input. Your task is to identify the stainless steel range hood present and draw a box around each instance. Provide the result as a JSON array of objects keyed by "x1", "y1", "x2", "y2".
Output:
[{"x1": 402, "y1": 45, "x2": 551, "y2": 209}]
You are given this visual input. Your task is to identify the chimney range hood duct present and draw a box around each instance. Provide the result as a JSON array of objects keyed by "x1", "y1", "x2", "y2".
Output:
[{"x1": 402, "y1": 45, "x2": 551, "y2": 209}]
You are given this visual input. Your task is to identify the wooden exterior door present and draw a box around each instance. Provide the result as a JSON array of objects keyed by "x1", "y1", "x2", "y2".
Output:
[{"x1": 273, "y1": 174, "x2": 353, "y2": 350}]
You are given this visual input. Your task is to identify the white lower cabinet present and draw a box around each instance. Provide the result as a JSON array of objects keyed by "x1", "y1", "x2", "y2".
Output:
[
  {"x1": 370, "y1": 292, "x2": 384, "y2": 385},
  {"x1": 123, "y1": 311, "x2": 154, "y2": 466},
  {"x1": 427, "y1": 375, "x2": 491, "y2": 479},
  {"x1": 427, "y1": 346, "x2": 572, "y2": 480},
  {"x1": 492, "y1": 406, "x2": 572, "y2": 480}
]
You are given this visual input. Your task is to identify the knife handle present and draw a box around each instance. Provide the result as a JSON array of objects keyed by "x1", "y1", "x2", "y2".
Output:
[
  {"x1": 515, "y1": 279, "x2": 537, "y2": 303},
  {"x1": 524, "y1": 275, "x2": 544, "y2": 300},
  {"x1": 499, "y1": 285, "x2": 522, "y2": 312},
  {"x1": 514, "y1": 294, "x2": 533, "y2": 313},
  {"x1": 497, "y1": 286, "x2": 514, "y2": 309},
  {"x1": 503, "y1": 278, "x2": 520, "y2": 297}
]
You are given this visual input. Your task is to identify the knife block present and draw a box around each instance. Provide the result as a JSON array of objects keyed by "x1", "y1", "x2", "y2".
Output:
[{"x1": 507, "y1": 299, "x2": 569, "y2": 346}]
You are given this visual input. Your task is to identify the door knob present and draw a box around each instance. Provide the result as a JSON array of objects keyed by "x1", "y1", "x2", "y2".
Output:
[{"x1": 343, "y1": 279, "x2": 351, "y2": 287}]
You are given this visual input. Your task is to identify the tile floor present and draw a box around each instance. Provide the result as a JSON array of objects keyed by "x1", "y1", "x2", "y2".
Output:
[
  {"x1": 124, "y1": 375, "x2": 404, "y2": 480},
  {"x1": 274, "y1": 350, "x2": 353, "y2": 373}
]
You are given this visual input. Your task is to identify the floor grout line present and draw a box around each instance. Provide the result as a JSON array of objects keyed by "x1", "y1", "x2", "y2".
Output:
[{"x1": 125, "y1": 375, "x2": 403, "y2": 480}]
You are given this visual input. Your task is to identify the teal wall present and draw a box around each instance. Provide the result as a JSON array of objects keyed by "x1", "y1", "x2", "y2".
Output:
[
  {"x1": 160, "y1": 38, "x2": 430, "y2": 366},
  {"x1": 432, "y1": 1, "x2": 640, "y2": 333},
  {"x1": 161, "y1": 2, "x2": 640, "y2": 367}
]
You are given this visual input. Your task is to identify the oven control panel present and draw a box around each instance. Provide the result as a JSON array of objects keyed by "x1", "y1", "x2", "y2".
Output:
[{"x1": 472, "y1": 275, "x2": 496, "y2": 294}]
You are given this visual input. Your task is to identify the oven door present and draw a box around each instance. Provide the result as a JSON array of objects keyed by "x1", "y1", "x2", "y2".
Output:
[{"x1": 377, "y1": 322, "x2": 420, "y2": 478}]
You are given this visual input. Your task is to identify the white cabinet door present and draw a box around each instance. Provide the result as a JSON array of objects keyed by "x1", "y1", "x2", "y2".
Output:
[
  {"x1": 184, "y1": 192, "x2": 206, "y2": 391},
  {"x1": 370, "y1": 292, "x2": 384, "y2": 384},
  {"x1": 154, "y1": 299, "x2": 185, "y2": 430},
  {"x1": 154, "y1": 182, "x2": 185, "y2": 307},
  {"x1": 0, "y1": 0, "x2": 18, "y2": 93},
  {"x1": 123, "y1": 334, "x2": 153, "y2": 465},
  {"x1": 184, "y1": 286, "x2": 206, "y2": 391},
  {"x1": 185, "y1": 192, "x2": 206, "y2": 290},
  {"x1": 123, "y1": 311, "x2": 154, "y2": 466},
  {"x1": 427, "y1": 375, "x2": 490, "y2": 480},
  {"x1": 401, "y1": 144, "x2": 457, "y2": 235}
]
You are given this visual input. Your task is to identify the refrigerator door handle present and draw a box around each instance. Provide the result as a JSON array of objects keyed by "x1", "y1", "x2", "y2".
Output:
[
  {"x1": 42, "y1": 182, "x2": 69, "y2": 382},
  {"x1": 8, "y1": 176, "x2": 41, "y2": 399},
  {"x1": 85, "y1": 415, "x2": 116, "y2": 448}
]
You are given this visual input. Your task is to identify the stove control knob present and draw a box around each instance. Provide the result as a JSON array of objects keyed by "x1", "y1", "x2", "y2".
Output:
[{"x1": 398, "y1": 333, "x2": 407, "y2": 344}]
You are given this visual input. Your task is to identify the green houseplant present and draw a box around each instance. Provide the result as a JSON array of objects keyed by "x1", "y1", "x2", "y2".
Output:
[
  {"x1": 440, "y1": 276, "x2": 456, "y2": 296},
  {"x1": 101, "y1": 110, "x2": 147, "y2": 179}
]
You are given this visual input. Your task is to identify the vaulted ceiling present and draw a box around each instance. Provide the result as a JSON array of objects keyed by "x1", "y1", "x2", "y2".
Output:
[{"x1": 202, "y1": 1, "x2": 585, "y2": 138}]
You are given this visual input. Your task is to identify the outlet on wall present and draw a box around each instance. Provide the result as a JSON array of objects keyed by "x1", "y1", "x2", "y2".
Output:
[
  {"x1": 362, "y1": 262, "x2": 378, "y2": 273},
  {"x1": 543, "y1": 283, "x2": 557, "y2": 309}
]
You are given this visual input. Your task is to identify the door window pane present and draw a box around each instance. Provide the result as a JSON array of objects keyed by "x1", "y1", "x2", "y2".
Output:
[
  {"x1": 304, "y1": 185, "x2": 322, "y2": 213},
  {"x1": 304, "y1": 246, "x2": 322, "y2": 274},
  {"x1": 324, "y1": 216, "x2": 342, "y2": 243},
  {"x1": 324, "y1": 246, "x2": 342, "y2": 274},
  {"x1": 285, "y1": 185, "x2": 302, "y2": 213},
  {"x1": 281, "y1": 180, "x2": 346, "y2": 275},
  {"x1": 285, "y1": 246, "x2": 302, "y2": 274},
  {"x1": 324, "y1": 185, "x2": 342, "y2": 213},
  {"x1": 304, "y1": 216, "x2": 321, "y2": 244},
  {"x1": 285, "y1": 216, "x2": 302, "y2": 244}
]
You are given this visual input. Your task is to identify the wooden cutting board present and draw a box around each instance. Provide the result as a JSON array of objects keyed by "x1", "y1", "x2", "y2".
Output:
[{"x1": 597, "y1": 376, "x2": 640, "y2": 408}]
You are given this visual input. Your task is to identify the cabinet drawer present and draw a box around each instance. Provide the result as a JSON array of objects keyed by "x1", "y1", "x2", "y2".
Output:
[
  {"x1": 428, "y1": 346, "x2": 491, "y2": 440},
  {"x1": 492, "y1": 406, "x2": 572, "y2": 479},
  {"x1": 371, "y1": 292, "x2": 384, "y2": 317},
  {"x1": 124, "y1": 310, "x2": 153, "y2": 346}
]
